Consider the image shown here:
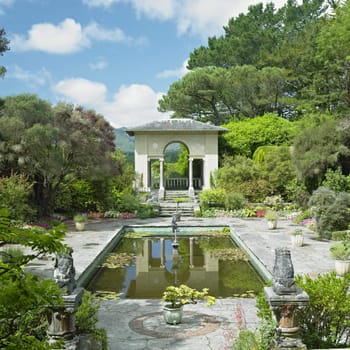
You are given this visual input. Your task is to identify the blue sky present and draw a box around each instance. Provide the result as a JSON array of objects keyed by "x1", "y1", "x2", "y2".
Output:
[{"x1": 0, "y1": 0, "x2": 288, "y2": 128}]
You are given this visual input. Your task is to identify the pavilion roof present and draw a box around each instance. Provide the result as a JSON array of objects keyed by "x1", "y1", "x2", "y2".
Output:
[{"x1": 126, "y1": 118, "x2": 227, "y2": 136}]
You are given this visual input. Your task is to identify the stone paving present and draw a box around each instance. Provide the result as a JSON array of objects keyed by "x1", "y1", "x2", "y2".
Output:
[{"x1": 26, "y1": 216, "x2": 335, "y2": 350}]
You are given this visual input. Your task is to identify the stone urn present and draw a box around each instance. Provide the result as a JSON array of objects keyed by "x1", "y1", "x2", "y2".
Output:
[
  {"x1": 334, "y1": 260, "x2": 350, "y2": 276},
  {"x1": 265, "y1": 211, "x2": 278, "y2": 230},
  {"x1": 75, "y1": 222, "x2": 86, "y2": 231},
  {"x1": 291, "y1": 229, "x2": 304, "y2": 247},
  {"x1": 73, "y1": 214, "x2": 87, "y2": 231},
  {"x1": 291, "y1": 234, "x2": 303, "y2": 247},
  {"x1": 163, "y1": 305, "x2": 183, "y2": 325}
]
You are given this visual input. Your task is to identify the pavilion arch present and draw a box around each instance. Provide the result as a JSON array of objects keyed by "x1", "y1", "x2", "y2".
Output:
[{"x1": 126, "y1": 118, "x2": 227, "y2": 199}]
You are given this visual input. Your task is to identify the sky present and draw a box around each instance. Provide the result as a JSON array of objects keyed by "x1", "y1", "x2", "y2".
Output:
[{"x1": 0, "y1": 0, "x2": 290, "y2": 128}]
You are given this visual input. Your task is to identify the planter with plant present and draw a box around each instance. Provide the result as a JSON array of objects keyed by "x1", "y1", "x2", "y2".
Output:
[
  {"x1": 330, "y1": 241, "x2": 350, "y2": 276},
  {"x1": 255, "y1": 205, "x2": 268, "y2": 218},
  {"x1": 291, "y1": 228, "x2": 304, "y2": 247},
  {"x1": 162, "y1": 284, "x2": 216, "y2": 325},
  {"x1": 265, "y1": 211, "x2": 279, "y2": 229},
  {"x1": 73, "y1": 214, "x2": 88, "y2": 231}
]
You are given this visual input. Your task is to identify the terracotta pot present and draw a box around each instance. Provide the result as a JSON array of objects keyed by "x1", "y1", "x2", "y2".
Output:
[{"x1": 255, "y1": 209, "x2": 266, "y2": 218}]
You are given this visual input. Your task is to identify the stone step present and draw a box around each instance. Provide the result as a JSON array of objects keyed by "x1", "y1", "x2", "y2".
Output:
[
  {"x1": 164, "y1": 191, "x2": 189, "y2": 200},
  {"x1": 159, "y1": 202, "x2": 194, "y2": 217},
  {"x1": 159, "y1": 208, "x2": 194, "y2": 217}
]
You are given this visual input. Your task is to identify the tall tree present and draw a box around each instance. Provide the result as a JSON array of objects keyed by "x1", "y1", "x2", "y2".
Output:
[
  {"x1": 187, "y1": 2, "x2": 280, "y2": 69},
  {"x1": 0, "y1": 94, "x2": 53, "y2": 176},
  {"x1": 0, "y1": 28, "x2": 10, "y2": 78},
  {"x1": 313, "y1": 0, "x2": 350, "y2": 112},
  {"x1": 187, "y1": 1, "x2": 327, "y2": 70},
  {"x1": 26, "y1": 103, "x2": 118, "y2": 214},
  {"x1": 158, "y1": 67, "x2": 229, "y2": 124},
  {"x1": 0, "y1": 95, "x2": 120, "y2": 215},
  {"x1": 158, "y1": 65, "x2": 290, "y2": 124},
  {"x1": 292, "y1": 119, "x2": 350, "y2": 191}
]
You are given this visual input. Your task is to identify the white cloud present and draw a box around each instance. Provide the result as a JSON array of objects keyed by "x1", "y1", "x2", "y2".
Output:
[
  {"x1": 131, "y1": 0, "x2": 174, "y2": 20},
  {"x1": 10, "y1": 65, "x2": 51, "y2": 87},
  {"x1": 0, "y1": 0, "x2": 14, "y2": 15},
  {"x1": 53, "y1": 78, "x2": 168, "y2": 127},
  {"x1": 10, "y1": 18, "x2": 142, "y2": 54},
  {"x1": 83, "y1": 0, "x2": 174, "y2": 19},
  {"x1": 82, "y1": 0, "x2": 118, "y2": 7},
  {"x1": 82, "y1": 0, "x2": 298, "y2": 39},
  {"x1": 89, "y1": 58, "x2": 108, "y2": 70},
  {"x1": 11, "y1": 18, "x2": 89, "y2": 54},
  {"x1": 157, "y1": 59, "x2": 189, "y2": 79},
  {"x1": 175, "y1": 0, "x2": 295, "y2": 38},
  {"x1": 84, "y1": 21, "x2": 128, "y2": 42},
  {"x1": 54, "y1": 78, "x2": 107, "y2": 105}
]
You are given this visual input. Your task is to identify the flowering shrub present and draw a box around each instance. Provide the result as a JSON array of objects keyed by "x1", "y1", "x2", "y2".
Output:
[
  {"x1": 299, "y1": 217, "x2": 316, "y2": 231},
  {"x1": 28, "y1": 222, "x2": 50, "y2": 230},
  {"x1": 119, "y1": 212, "x2": 135, "y2": 219},
  {"x1": 263, "y1": 195, "x2": 284, "y2": 210}
]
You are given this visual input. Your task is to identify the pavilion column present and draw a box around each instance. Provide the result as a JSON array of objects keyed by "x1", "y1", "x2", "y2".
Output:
[
  {"x1": 147, "y1": 159, "x2": 151, "y2": 190},
  {"x1": 188, "y1": 157, "x2": 194, "y2": 198},
  {"x1": 189, "y1": 237, "x2": 194, "y2": 268},
  {"x1": 160, "y1": 238, "x2": 165, "y2": 268},
  {"x1": 159, "y1": 157, "x2": 165, "y2": 200}
]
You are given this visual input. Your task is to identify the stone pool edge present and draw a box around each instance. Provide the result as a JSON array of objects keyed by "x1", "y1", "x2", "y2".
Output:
[{"x1": 76, "y1": 223, "x2": 272, "y2": 289}]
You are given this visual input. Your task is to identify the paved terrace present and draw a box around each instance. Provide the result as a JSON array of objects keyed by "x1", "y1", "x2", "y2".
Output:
[{"x1": 27, "y1": 216, "x2": 334, "y2": 350}]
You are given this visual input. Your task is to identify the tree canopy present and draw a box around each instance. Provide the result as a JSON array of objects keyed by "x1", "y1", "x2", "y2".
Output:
[
  {"x1": 222, "y1": 113, "x2": 296, "y2": 158},
  {"x1": 158, "y1": 65, "x2": 291, "y2": 124},
  {"x1": 0, "y1": 28, "x2": 10, "y2": 78},
  {"x1": 0, "y1": 94, "x2": 120, "y2": 215},
  {"x1": 158, "y1": 0, "x2": 350, "y2": 123}
]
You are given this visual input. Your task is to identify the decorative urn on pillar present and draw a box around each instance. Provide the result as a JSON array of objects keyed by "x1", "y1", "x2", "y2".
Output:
[{"x1": 264, "y1": 248, "x2": 309, "y2": 350}]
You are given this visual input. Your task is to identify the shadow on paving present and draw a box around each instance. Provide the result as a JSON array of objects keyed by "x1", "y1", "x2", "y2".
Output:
[{"x1": 97, "y1": 298, "x2": 258, "y2": 350}]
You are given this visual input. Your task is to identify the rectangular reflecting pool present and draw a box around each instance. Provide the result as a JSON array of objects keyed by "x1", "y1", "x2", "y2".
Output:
[{"x1": 86, "y1": 226, "x2": 264, "y2": 298}]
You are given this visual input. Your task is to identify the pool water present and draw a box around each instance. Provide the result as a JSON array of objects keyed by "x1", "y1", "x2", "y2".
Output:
[{"x1": 86, "y1": 227, "x2": 264, "y2": 298}]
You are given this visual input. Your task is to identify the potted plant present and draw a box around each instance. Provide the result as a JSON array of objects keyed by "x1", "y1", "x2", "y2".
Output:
[
  {"x1": 265, "y1": 210, "x2": 279, "y2": 229},
  {"x1": 291, "y1": 228, "x2": 304, "y2": 247},
  {"x1": 255, "y1": 205, "x2": 267, "y2": 218},
  {"x1": 162, "y1": 284, "x2": 216, "y2": 325},
  {"x1": 73, "y1": 214, "x2": 88, "y2": 231},
  {"x1": 330, "y1": 241, "x2": 350, "y2": 276}
]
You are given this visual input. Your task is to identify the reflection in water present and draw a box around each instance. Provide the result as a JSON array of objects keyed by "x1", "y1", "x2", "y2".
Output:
[{"x1": 87, "y1": 236, "x2": 264, "y2": 298}]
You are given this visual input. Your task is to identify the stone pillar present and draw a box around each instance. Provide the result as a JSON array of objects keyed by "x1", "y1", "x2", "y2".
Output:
[
  {"x1": 160, "y1": 238, "x2": 165, "y2": 268},
  {"x1": 48, "y1": 288, "x2": 84, "y2": 349},
  {"x1": 264, "y1": 248, "x2": 309, "y2": 350},
  {"x1": 49, "y1": 249, "x2": 83, "y2": 349},
  {"x1": 147, "y1": 159, "x2": 151, "y2": 190},
  {"x1": 159, "y1": 157, "x2": 165, "y2": 200},
  {"x1": 188, "y1": 157, "x2": 194, "y2": 198}
]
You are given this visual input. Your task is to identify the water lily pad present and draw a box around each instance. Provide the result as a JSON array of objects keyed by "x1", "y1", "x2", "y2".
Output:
[
  {"x1": 102, "y1": 252, "x2": 135, "y2": 268},
  {"x1": 209, "y1": 248, "x2": 249, "y2": 261}
]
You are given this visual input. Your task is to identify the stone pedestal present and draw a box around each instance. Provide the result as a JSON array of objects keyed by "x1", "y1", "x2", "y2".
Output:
[
  {"x1": 265, "y1": 248, "x2": 309, "y2": 349},
  {"x1": 265, "y1": 287, "x2": 309, "y2": 349},
  {"x1": 48, "y1": 288, "x2": 84, "y2": 349}
]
